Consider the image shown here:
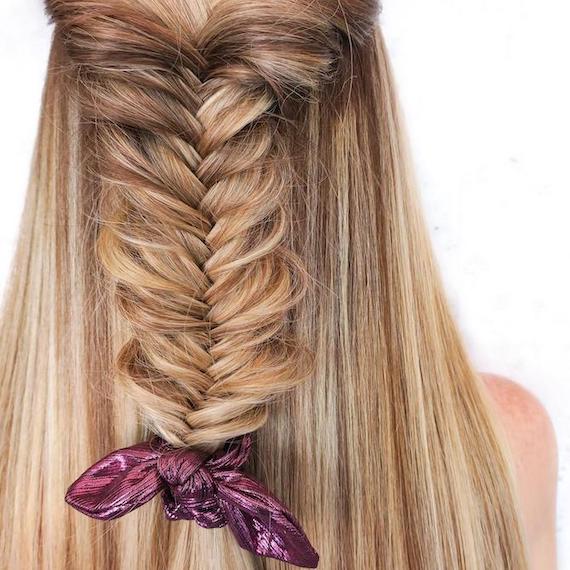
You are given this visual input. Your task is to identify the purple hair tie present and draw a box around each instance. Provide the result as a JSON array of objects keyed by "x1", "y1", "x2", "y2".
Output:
[{"x1": 65, "y1": 434, "x2": 319, "y2": 568}]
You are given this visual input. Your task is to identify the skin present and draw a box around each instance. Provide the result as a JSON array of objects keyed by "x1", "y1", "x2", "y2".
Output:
[{"x1": 482, "y1": 372, "x2": 559, "y2": 570}]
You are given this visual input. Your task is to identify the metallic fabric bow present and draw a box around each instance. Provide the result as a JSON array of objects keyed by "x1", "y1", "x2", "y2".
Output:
[{"x1": 65, "y1": 434, "x2": 319, "y2": 568}]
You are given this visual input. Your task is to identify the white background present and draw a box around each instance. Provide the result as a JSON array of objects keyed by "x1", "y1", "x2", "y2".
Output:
[{"x1": 0, "y1": 0, "x2": 568, "y2": 566}]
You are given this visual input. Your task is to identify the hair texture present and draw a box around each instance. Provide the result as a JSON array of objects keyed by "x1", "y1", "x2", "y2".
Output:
[{"x1": 0, "y1": 0, "x2": 529, "y2": 568}]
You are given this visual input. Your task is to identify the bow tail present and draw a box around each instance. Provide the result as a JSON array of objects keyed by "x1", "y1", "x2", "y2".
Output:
[
  {"x1": 217, "y1": 475, "x2": 319, "y2": 568},
  {"x1": 65, "y1": 441, "x2": 165, "y2": 521}
]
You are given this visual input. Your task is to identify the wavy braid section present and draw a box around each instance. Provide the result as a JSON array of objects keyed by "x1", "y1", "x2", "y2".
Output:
[{"x1": 47, "y1": 0, "x2": 378, "y2": 450}]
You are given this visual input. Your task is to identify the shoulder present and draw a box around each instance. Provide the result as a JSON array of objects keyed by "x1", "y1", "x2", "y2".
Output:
[
  {"x1": 481, "y1": 373, "x2": 557, "y2": 458},
  {"x1": 481, "y1": 372, "x2": 558, "y2": 569}
]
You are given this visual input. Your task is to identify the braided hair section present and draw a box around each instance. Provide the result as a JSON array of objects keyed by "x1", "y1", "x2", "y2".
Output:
[{"x1": 47, "y1": 0, "x2": 378, "y2": 450}]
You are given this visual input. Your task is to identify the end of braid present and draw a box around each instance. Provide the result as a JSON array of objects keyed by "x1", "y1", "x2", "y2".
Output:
[{"x1": 48, "y1": 0, "x2": 378, "y2": 451}]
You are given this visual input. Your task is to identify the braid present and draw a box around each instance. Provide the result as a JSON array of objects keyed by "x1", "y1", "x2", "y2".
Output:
[{"x1": 48, "y1": 0, "x2": 377, "y2": 450}]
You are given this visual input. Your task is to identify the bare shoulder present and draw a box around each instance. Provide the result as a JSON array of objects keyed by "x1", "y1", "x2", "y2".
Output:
[
  {"x1": 481, "y1": 372, "x2": 558, "y2": 569},
  {"x1": 481, "y1": 373, "x2": 557, "y2": 459}
]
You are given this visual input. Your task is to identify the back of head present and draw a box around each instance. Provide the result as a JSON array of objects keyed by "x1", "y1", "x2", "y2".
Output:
[{"x1": 0, "y1": 1, "x2": 528, "y2": 568}]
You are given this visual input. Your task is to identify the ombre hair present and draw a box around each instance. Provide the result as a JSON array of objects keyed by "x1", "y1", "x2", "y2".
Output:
[{"x1": 0, "y1": 0, "x2": 529, "y2": 568}]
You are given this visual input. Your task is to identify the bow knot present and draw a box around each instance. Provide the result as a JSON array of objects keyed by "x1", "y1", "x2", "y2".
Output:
[
  {"x1": 65, "y1": 434, "x2": 319, "y2": 568},
  {"x1": 157, "y1": 448, "x2": 224, "y2": 526}
]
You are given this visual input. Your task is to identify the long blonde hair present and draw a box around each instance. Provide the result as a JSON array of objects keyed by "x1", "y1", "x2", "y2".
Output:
[{"x1": 0, "y1": 0, "x2": 528, "y2": 568}]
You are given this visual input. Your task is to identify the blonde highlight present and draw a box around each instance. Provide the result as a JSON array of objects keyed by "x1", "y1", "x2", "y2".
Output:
[{"x1": 0, "y1": 1, "x2": 529, "y2": 568}]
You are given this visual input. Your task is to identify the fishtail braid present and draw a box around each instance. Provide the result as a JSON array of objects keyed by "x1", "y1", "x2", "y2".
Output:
[{"x1": 47, "y1": 0, "x2": 378, "y2": 450}]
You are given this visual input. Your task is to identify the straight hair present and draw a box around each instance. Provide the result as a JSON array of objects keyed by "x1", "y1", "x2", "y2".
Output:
[{"x1": 0, "y1": 1, "x2": 528, "y2": 568}]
